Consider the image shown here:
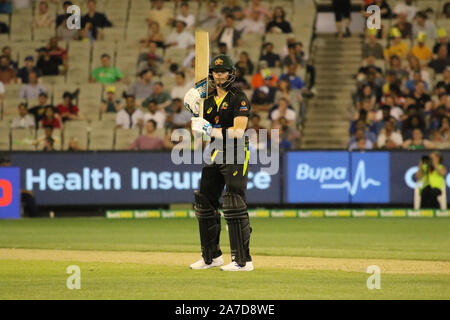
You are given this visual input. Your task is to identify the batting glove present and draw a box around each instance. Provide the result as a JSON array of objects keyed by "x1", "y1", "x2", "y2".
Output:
[
  {"x1": 191, "y1": 117, "x2": 212, "y2": 136},
  {"x1": 184, "y1": 88, "x2": 201, "y2": 116}
]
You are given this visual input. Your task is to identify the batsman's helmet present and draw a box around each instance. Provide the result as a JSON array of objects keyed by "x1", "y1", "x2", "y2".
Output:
[{"x1": 209, "y1": 54, "x2": 236, "y2": 89}]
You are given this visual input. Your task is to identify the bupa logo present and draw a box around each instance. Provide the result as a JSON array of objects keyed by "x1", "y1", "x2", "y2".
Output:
[
  {"x1": 0, "y1": 167, "x2": 21, "y2": 219},
  {"x1": 0, "y1": 179, "x2": 13, "y2": 206},
  {"x1": 287, "y1": 152, "x2": 389, "y2": 204}
]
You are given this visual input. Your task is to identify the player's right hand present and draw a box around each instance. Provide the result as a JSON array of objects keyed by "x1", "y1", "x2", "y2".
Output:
[{"x1": 184, "y1": 88, "x2": 201, "y2": 116}]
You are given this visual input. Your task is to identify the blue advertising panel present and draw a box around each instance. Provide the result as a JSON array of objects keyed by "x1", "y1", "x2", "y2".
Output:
[
  {"x1": 390, "y1": 151, "x2": 450, "y2": 203},
  {"x1": 286, "y1": 152, "x2": 350, "y2": 203},
  {"x1": 285, "y1": 151, "x2": 390, "y2": 204},
  {"x1": 350, "y1": 152, "x2": 390, "y2": 203},
  {"x1": 0, "y1": 167, "x2": 21, "y2": 219},
  {"x1": 11, "y1": 152, "x2": 280, "y2": 205}
]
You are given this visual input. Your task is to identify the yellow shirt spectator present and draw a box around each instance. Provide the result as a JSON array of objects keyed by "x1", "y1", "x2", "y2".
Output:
[
  {"x1": 410, "y1": 44, "x2": 432, "y2": 61},
  {"x1": 384, "y1": 41, "x2": 408, "y2": 60}
]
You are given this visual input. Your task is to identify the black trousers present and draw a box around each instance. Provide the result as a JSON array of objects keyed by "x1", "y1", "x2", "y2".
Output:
[
  {"x1": 420, "y1": 186, "x2": 442, "y2": 209},
  {"x1": 200, "y1": 163, "x2": 248, "y2": 210},
  {"x1": 332, "y1": 0, "x2": 351, "y2": 21}
]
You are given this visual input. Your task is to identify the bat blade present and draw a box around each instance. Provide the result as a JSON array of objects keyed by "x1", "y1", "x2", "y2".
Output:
[{"x1": 195, "y1": 31, "x2": 209, "y2": 119}]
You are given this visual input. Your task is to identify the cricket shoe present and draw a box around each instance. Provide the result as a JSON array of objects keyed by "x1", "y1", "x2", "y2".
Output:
[
  {"x1": 189, "y1": 255, "x2": 224, "y2": 269},
  {"x1": 220, "y1": 261, "x2": 254, "y2": 272}
]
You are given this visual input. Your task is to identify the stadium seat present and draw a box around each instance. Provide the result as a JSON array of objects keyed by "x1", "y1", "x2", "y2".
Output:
[
  {"x1": 63, "y1": 126, "x2": 88, "y2": 150},
  {"x1": 36, "y1": 128, "x2": 62, "y2": 150},
  {"x1": 114, "y1": 128, "x2": 140, "y2": 150},
  {"x1": 11, "y1": 128, "x2": 36, "y2": 151},
  {"x1": 0, "y1": 127, "x2": 11, "y2": 151},
  {"x1": 89, "y1": 127, "x2": 114, "y2": 150}
]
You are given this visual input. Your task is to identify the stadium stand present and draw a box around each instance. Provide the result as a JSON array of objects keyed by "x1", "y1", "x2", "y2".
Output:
[{"x1": 0, "y1": 0, "x2": 447, "y2": 153}]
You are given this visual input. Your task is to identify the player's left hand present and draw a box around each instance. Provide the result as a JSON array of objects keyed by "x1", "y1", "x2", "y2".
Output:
[{"x1": 191, "y1": 117, "x2": 212, "y2": 136}]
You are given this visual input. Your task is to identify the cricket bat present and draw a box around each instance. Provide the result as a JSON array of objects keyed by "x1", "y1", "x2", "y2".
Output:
[{"x1": 195, "y1": 31, "x2": 209, "y2": 120}]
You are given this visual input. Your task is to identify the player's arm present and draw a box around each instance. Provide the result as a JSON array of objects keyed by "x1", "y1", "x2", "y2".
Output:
[{"x1": 210, "y1": 116, "x2": 248, "y2": 139}]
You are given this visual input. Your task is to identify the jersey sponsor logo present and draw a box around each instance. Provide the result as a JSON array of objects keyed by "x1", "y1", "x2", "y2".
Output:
[
  {"x1": 240, "y1": 106, "x2": 248, "y2": 111},
  {"x1": 207, "y1": 107, "x2": 213, "y2": 114},
  {"x1": 233, "y1": 170, "x2": 238, "y2": 176},
  {"x1": 221, "y1": 102, "x2": 228, "y2": 110},
  {"x1": 214, "y1": 116, "x2": 219, "y2": 124}
]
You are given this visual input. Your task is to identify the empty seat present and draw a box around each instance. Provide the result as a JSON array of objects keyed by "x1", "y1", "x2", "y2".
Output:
[
  {"x1": 0, "y1": 127, "x2": 10, "y2": 151},
  {"x1": 114, "y1": 128, "x2": 140, "y2": 150},
  {"x1": 11, "y1": 128, "x2": 36, "y2": 151},
  {"x1": 89, "y1": 127, "x2": 114, "y2": 150}
]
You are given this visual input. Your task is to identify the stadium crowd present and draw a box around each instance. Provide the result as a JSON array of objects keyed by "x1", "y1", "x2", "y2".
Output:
[
  {"x1": 350, "y1": 0, "x2": 450, "y2": 151},
  {"x1": 0, "y1": 0, "x2": 313, "y2": 152}
]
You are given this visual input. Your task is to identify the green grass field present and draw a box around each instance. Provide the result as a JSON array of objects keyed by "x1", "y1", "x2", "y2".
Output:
[{"x1": 0, "y1": 218, "x2": 449, "y2": 300}]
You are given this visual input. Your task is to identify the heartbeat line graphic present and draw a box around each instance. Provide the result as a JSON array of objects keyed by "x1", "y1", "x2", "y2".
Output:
[{"x1": 321, "y1": 160, "x2": 381, "y2": 196}]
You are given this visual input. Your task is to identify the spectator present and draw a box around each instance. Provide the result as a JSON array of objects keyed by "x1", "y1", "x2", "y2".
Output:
[
  {"x1": 443, "y1": 2, "x2": 450, "y2": 18},
  {"x1": 91, "y1": 54, "x2": 123, "y2": 84},
  {"x1": 36, "y1": 125, "x2": 61, "y2": 151},
  {"x1": 412, "y1": 11, "x2": 436, "y2": 42},
  {"x1": 279, "y1": 64, "x2": 305, "y2": 90},
  {"x1": 234, "y1": 67, "x2": 250, "y2": 90},
  {"x1": 247, "y1": 113, "x2": 267, "y2": 150},
  {"x1": 166, "y1": 98, "x2": 191, "y2": 128},
  {"x1": 127, "y1": 69, "x2": 154, "y2": 100},
  {"x1": 174, "y1": 1, "x2": 195, "y2": 29},
  {"x1": 393, "y1": 0, "x2": 417, "y2": 22},
  {"x1": 384, "y1": 28, "x2": 409, "y2": 61},
  {"x1": 141, "y1": 21, "x2": 165, "y2": 48},
  {"x1": 56, "y1": 14, "x2": 81, "y2": 41},
  {"x1": 47, "y1": 37, "x2": 68, "y2": 61},
  {"x1": 435, "y1": 67, "x2": 450, "y2": 95},
  {"x1": 221, "y1": 0, "x2": 243, "y2": 20},
  {"x1": 251, "y1": 85, "x2": 275, "y2": 106},
  {"x1": 211, "y1": 14, "x2": 241, "y2": 50},
  {"x1": 101, "y1": 86, "x2": 122, "y2": 114},
  {"x1": 165, "y1": 20, "x2": 195, "y2": 49},
  {"x1": 19, "y1": 71, "x2": 47, "y2": 99},
  {"x1": 244, "y1": 0, "x2": 271, "y2": 21},
  {"x1": 265, "y1": 6, "x2": 292, "y2": 34},
  {"x1": 270, "y1": 97, "x2": 296, "y2": 126},
  {"x1": 142, "y1": 81, "x2": 172, "y2": 112},
  {"x1": 11, "y1": 102, "x2": 35, "y2": 129},
  {"x1": 357, "y1": 55, "x2": 383, "y2": 80},
  {"x1": 17, "y1": 56, "x2": 42, "y2": 84},
  {"x1": 0, "y1": 0, "x2": 12, "y2": 14},
  {"x1": 81, "y1": 0, "x2": 112, "y2": 40},
  {"x1": 355, "y1": 84, "x2": 376, "y2": 111},
  {"x1": 116, "y1": 95, "x2": 144, "y2": 129},
  {"x1": 56, "y1": 1, "x2": 73, "y2": 27},
  {"x1": 283, "y1": 43, "x2": 304, "y2": 68},
  {"x1": 33, "y1": 0, "x2": 55, "y2": 29},
  {"x1": 332, "y1": 0, "x2": 351, "y2": 38},
  {"x1": 406, "y1": 55, "x2": 430, "y2": 86},
  {"x1": 137, "y1": 41, "x2": 164, "y2": 75},
  {"x1": 28, "y1": 92, "x2": 55, "y2": 127},
  {"x1": 0, "y1": 55, "x2": 17, "y2": 84},
  {"x1": 416, "y1": 152, "x2": 448, "y2": 208},
  {"x1": 387, "y1": 54, "x2": 409, "y2": 81},
  {"x1": 405, "y1": 71, "x2": 425, "y2": 95},
  {"x1": 143, "y1": 99, "x2": 166, "y2": 129},
  {"x1": 147, "y1": 0, "x2": 172, "y2": 29},
  {"x1": 56, "y1": 91, "x2": 83, "y2": 122},
  {"x1": 349, "y1": 129, "x2": 374, "y2": 151},
  {"x1": 36, "y1": 47, "x2": 63, "y2": 76},
  {"x1": 250, "y1": 61, "x2": 278, "y2": 89},
  {"x1": 130, "y1": 120, "x2": 165, "y2": 151},
  {"x1": 377, "y1": 120, "x2": 403, "y2": 149},
  {"x1": 40, "y1": 106, "x2": 62, "y2": 129},
  {"x1": 274, "y1": 79, "x2": 302, "y2": 111},
  {"x1": 402, "y1": 111, "x2": 426, "y2": 139},
  {"x1": 362, "y1": 29, "x2": 384, "y2": 59},
  {"x1": 170, "y1": 71, "x2": 192, "y2": 100},
  {"x1": 411, "y1": 81, "x2": 432, "y2": 111},
  {"x1": 197, "y1": 0, "x2": 223, "y2": 29},
  {"x1": 2, "y1": 46, "x2": 18, "y2": 69},
  {"x1": 428, "y1": 45, "x2": 450, "y2": 74},
  {"x1": 259, "y1": 42, "x2": 281, "y2": 68},
  {"x1": 433, "y1": 28, "x2": 449, "y2": 59},
  {"x1": 235, "y1": 51, "x2": 254, "y2": 76},
  {"x1": 0, "y1": 20, "x2": 9, "y2": 34},
  {"x1": 392, "y1": 12, "x2": 412, "y2": 39},
  {"x1": 237, "y1": 8, "x2": 264, "y2": 34}
]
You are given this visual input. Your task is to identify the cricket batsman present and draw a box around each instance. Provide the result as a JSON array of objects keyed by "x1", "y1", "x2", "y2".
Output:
[{"x1": 183, "y1": 54, "x2": 253, "y2": 271}]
